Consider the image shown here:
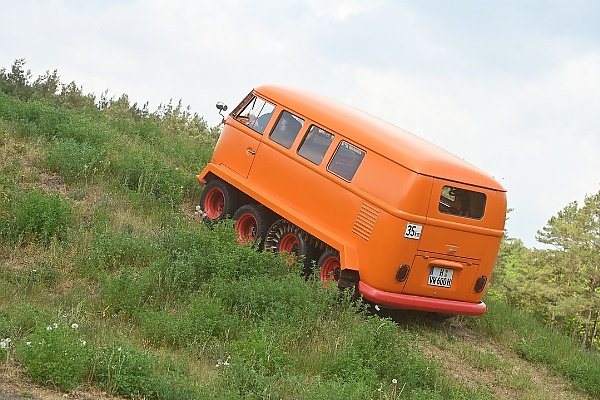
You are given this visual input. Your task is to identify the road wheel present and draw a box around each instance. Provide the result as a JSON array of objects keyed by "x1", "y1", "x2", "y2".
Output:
[
  {"x1": 317, "y1": 249, "x2": 341, "y2": 285},
  {"x1": 265, "y1": 220, "x2": 312, "y2": 269},
  {"x1": 198, "y1": 179, "x2": 239, "y2": 223},
  {"x1": 233, "y1": 204, "x2": 274, "y2": 249}
]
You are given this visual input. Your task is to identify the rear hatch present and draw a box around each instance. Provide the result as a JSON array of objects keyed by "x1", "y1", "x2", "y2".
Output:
[{"x1": 401, "y1": 179, "x2": 493, "y2": 301}]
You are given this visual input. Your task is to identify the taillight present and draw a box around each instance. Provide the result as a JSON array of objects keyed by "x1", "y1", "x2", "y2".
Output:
[
  {"x1": 396, "y1": 264, "x2": 410, "y2": 282},
  {"x1": 474, "y1": 276, "x2": 487, "y2": 293}
]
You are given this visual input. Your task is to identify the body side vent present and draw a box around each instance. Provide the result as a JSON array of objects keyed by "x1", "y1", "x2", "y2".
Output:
[{"x1": 352, "y1": 203, "x2": 381, "y2": 240}]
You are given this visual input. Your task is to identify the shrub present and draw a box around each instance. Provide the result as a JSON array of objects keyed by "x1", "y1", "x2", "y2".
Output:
[
  {"x1": 109, "y1": 145, "x2": 191, "y2": 205},
  {"x1": 92, "y1": 344, "x2": 157, "y2": 397},
  {"x1": 0, "y1": 97, "x2": 71, "y2": 139},
  {"x1": 45, "y1": 138, "x2": 106, "y2": 183},
  {"x1": 1, "y1": 189, "x2": 71, "y2": 244},
  {"x1": 138, "y1": 295, "x2": 241, "y2": 348},
  {"x1": 323, "y1": 316, "x2": 441, "y2": 394},
  {"x1": 85, "y1": 230, "x2": 163, "y2": 273},
  {"x1": 99, "y1": 268, "x2": 154, "y2": 317},
  {"x1": 16, "y1": 322, "x2": 92, "y2": 391}
]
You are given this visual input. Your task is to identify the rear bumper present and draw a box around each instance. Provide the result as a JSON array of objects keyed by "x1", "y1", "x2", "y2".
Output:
[{"x1": 358, "y1": 281, "x2": 486, "y2": 316}]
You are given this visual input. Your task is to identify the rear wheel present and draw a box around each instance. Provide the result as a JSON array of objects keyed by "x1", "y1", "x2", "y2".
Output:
[
  {"x1": 198, "y1": 179, "x2": 239, "y2": 223},
  {"x1": 233, "y1": 204, "x2": 274, "y2": 249},
  {"x1": 317, "y1": 249, "x2": 341, "y2": 285},
  {"x1": 265, "y1": 220, "x2": 312, "y2": 270}
]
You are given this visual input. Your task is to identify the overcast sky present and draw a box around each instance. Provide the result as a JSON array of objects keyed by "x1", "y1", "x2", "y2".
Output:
[{"x1": 2, "y1": 0, "x2": 599, "y2": 247}]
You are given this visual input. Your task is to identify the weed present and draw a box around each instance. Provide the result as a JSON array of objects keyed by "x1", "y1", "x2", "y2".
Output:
[
  {"x1": 16, "y1": 322, "x2": 91, "y2": 391},
  {"x1": 93, "y1": 344, "x2": 157, "y2": 397},
  {"x1": 84, "y1": 229, "x2": 163, "y2": 274},
  {"x1": 44, "y1": 138, "x2": 106, "y2": 183},
  {"x1": 1, "y1": 189, "x2": 71, "y2": 245},
  {"x1": 138, "y1": 295, "x2": 241, "y2": 348}
]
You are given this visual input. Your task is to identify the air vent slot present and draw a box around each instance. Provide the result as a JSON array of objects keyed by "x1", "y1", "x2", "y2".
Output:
[{"x1": 352, "y1": 203, "x2": 380, "y2": 240}]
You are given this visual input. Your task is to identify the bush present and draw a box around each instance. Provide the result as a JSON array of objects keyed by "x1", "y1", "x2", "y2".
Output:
[
  {"x1": 16, "y1": 322, "x2": 92, "y2": 391},
  {"x1": 0, "y1": 95, "x2": 71, "y2": 139},
  {"x1": 99, "y1": 268, "x2": 155, "y2": 317},
  {"x1": 109, "y1": 145, "x2": 192, "y2": 205},
  {"x1": 1, "y1": 189, "x2": 71, "y2": 244},
  {"x1": 323, "y1": 316, "x2": 441, "y2": 395},
  {"x1": 85, "y1": 230, "x2": 163, "y2": 273},
  {"x1": 93, "y1": 344, "x2": 157, "y2": 397},
  {"x1": 139, "y1": 295, "x2": 241, "y2": 348},
  {"x1": 45, "y1": 138, "x2": 106, "y2": 183}
]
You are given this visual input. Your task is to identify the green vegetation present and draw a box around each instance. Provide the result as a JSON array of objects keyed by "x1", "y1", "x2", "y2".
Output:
[
  {"x1": 492, "y1": 194, "x2": 600, "y2": 351},
  {"x1": 1, "y1": 59, "x2": 599, "y2": 399}
]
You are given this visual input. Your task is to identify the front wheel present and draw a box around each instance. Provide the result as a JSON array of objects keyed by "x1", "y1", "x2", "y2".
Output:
[{"x1": 198, "y1": 179, "x2": 239, "y2": 223}]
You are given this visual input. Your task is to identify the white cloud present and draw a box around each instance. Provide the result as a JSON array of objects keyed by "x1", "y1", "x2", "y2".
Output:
[
  {"x1": 2, "y1": 0, "x2": 600, "y2": 248},
  {"x1": 301, "y1": 0, "x2": 384, "y2": 21}
]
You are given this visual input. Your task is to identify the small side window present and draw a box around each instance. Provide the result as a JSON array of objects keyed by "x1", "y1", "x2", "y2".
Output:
[
  {"x1": 269, "y1": 110, "x2": 304, "y2": 149},
  {"x1": 438, "y1": 186, "x2": 486, "y2": 219},
  {"x1": 232, "y1": 93, "x2": 275, "y2": 134},
  {"x1": 327, "y1": 141, "x2": 366, "y2": 181},
  {"x1": 297, "y1": 125, "x2": 334, "y2": 165}
]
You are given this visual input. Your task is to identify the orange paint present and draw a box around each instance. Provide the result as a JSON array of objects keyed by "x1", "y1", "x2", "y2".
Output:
[{"x1": 197, "y1": 85, "x2": 506, "y2": 316}]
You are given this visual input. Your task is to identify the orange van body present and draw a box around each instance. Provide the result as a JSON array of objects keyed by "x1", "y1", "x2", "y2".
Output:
[{"x1": 196, "y1": 85, "x2": 506, "y2": 316}]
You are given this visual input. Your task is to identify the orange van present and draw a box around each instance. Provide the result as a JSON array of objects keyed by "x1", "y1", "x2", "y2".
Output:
[{"x1": 196, "y1": 85, "x2": 506, "y2": 316}]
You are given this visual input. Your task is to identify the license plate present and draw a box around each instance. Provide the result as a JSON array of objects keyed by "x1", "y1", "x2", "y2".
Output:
[{"x1": 428, "y1": 266, "x2": 453, "y2": 288}]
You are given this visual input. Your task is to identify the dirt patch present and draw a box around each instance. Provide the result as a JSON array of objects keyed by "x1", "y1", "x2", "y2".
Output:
[
  {"x1": 0, "y1": 362, "x2": 121, "y2": 400},
  {"x1": 419, "y1": 319, "x2": 592, "y2": 400}
]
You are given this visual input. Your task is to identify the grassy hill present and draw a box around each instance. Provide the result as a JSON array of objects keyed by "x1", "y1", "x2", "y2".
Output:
[{"x1": 0, "y1": 86, "x2": 599, "y2": 399}]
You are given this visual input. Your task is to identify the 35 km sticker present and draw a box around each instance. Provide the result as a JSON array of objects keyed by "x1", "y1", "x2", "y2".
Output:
[{"x1": 404, "y1": 223, "x2": 423, "y2": 240}]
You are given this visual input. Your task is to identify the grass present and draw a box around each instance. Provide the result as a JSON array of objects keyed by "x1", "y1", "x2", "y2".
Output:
[
  {"x1": 467, "y1": 296, "x2": 600, "y2": 397},
  {"x1": 1, "y1": 90, "x2": 598, "y2": 399}
]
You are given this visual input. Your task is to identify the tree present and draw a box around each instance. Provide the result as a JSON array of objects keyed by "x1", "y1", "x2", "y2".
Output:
[
  {"x1": 537, "y1": 190, "x2": 600, "y2": 349},
  {"x1": 0, "y1": 58, "x2": 34, "y2": 99}
]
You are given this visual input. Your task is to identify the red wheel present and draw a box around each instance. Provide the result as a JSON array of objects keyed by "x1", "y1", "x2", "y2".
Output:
[
  {"x1": 265, "y1": 220, "x2": 312, "y2": 268},
  {"x1": 233, "y1": 204, "x2": 274, "y2": 249},
  {"x1": 235, "y1": 213, "x2": 257, "y2": 244},
  {"x1": 204, "y1": 187, "x2": 224, "y2": 219},
  {"x1": 278, "y1": 233, "x2": 300, "y2": 253},
  {"x1": 199, "y1": 180, "x2": 239, "y2": 223},
  {"x1": 318, "y1": 250, "x2": 341, "y2": 284}
]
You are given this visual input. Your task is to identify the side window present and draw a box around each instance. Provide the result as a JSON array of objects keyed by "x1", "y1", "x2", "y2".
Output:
[
  {"x1": 297, "y1": 125, "x2": 334, "y2": 165},
  {"x1": 232, "y1": 93, "x2": 275, "y2": 134},
  {"x1": 438, "y1": 186, "x2": 486, "y2": 219},
  {"x1": 269, "y1": 110, "x2": 304, "y2": 149},
  {"x1": 327, "y1": 141, "x2": 366, "y2": 181}
]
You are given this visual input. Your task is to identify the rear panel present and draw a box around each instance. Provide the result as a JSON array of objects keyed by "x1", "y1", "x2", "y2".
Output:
[{"x1": 400, "y1": 179, "x2": 505, "y2": 302}]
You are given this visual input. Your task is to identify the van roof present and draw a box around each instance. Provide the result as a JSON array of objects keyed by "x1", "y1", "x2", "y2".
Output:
[{"x1": 255, "y1": 85, "x2": 505, "y2": 192}]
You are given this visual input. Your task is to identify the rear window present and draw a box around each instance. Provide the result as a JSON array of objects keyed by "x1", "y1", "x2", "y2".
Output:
[
  {"x1": 438, "y1": 186, "x2": 486, "y2": 219},
  {"x1": 327, "y1": 141, "x2": 366, "y2": 181}
]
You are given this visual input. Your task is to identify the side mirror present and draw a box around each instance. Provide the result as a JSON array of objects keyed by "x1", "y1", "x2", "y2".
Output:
[
  {"x1": 216, "y1": 101, "x2": 228, "y2": 124},
  {"x1": 216, "y1": 101, "x2": 228, "y2": 112}
]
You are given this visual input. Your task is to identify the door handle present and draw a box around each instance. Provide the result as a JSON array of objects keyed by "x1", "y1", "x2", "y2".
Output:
[{"x1": 247, "y1": 148, "x2": 256, "y2": 155}]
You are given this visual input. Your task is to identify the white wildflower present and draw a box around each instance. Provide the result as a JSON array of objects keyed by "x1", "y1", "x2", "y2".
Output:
[
  {"x1": 71, "y1": 323, "x2": 79, "y2": 330},
  {"x1": 392, "y1": 378, "x2": 398, "y2": 385},
  {"x1": 216, "y1": 355, "x2": 231, "y2": 367},
  {"x1": 0, "y1": 338, "x2": 11, "y2": 349}
]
